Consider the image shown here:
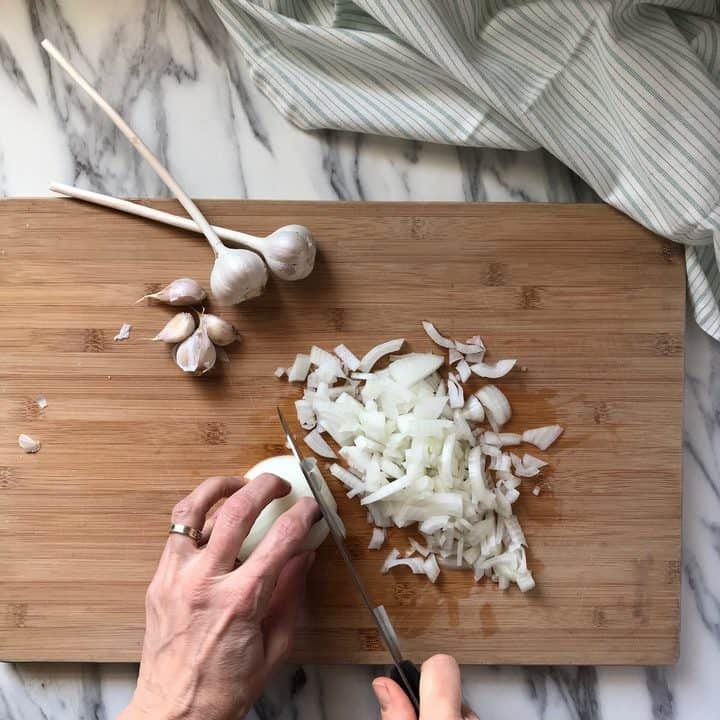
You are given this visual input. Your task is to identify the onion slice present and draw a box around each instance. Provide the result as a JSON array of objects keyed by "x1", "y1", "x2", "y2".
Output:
[
  {"x1": 510, "y1": 452, "x2": 548, "y2": 477},
  {"x1": 523, "y1": 425, "x2": 564, "y2": 450},
  {"x1": 382, "y1": 548, "x2": 426, "y2": 574},
  {"x1": 368, "y1": 527, "x2": 386, "y2": 550},
  {"x1": 295, "y1": 399, "x2": 316, "y2": 430},
  {"x1": 476, "y1": 385, "x2": 511, "y2": 430},
  {"x1": 456, "y1": 359, "x2": 471, "y2": 383},
  {"x1": 288, "y1": 353, "x2": 312, "y2": 382},
  {"x1": 470, "y1": 359, "x2": 516, "y2": 379},
  {"x1": 304, "y1": 429, "x2": 336, "y2": 458},
  {"x1": 448, "y1": 374, "x2": 464, "y2": 409},
  {"x1": 334, "y1": 344, "x2": 361, "y2": 372},
  {"x1": 422, "y1": 321, "x2": 455, "y2": 348},
  {"x1": 463, "y1": 394, "x2": 485, "y2": 422},
  {"x1": 424, "y1": 554, "x2": 441, "y2": 583},
  {"x1": 389, "y1": 353, "x2": 444, "y2": 387},
  {"x1": 361, "y1": 476, "x2": 411, "y2": 505},
  {"x1": 484, "y1": 432, "x2": 522, "y2": 447},
  {"x1": 359, "y1": 338, "x2": 405, "y2": 372},
  {"x1": 455, "y1": 339, "x2": 485, "y2": 355}
]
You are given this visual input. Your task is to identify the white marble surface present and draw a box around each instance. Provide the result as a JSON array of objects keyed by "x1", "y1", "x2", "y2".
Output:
[{"x1": 0, "y1": 2, "x2": 718, "y2": 719}]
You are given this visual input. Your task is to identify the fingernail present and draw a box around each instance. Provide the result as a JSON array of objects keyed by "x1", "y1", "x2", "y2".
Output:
[{"x1": 372, "y1": 680, "x2": 390, "y2": 710}]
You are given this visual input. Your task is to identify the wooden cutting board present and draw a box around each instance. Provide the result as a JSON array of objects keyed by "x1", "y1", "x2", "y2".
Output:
[{"x1": 0, "y1": 199, "x2": 684, "y2": 665}]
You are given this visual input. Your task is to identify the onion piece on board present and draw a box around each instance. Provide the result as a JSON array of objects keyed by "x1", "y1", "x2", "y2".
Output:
[{"x1": 523, "y1": 425, "x2": 564, "y2": 450}]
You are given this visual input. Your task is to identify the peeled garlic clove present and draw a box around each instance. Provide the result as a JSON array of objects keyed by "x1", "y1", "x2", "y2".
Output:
[
  {"x1": 18, "y1": 433, "x2": 41, "y2": 453},
  {"x1": 210, "y1": 248, "x2": 268, "y2": 305},
  {"x1": 137, "y1": 278, "x2": 207, "y2": 306},
  {"x1": 265, "y1": 224, "x2": 316, "y2": 281},
  {"x1": 175, "y1": 326, "x2": 216, "y2": 375},
  {"x1": 201, "y1": 314, "x2": 241, "y2": 346},
  {"x1": 153, "y1": 312, "x2": 196, "y2": 343}
]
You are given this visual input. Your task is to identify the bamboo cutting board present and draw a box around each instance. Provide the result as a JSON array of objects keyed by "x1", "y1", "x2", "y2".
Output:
[{"x1": 0, "y1": 200, "x2": 684, "y2": 665}]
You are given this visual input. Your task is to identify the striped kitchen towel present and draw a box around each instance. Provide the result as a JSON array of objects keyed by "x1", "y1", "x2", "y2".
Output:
[{"x1": 211, "y1": 0, "x2": 720, "y2": 339}]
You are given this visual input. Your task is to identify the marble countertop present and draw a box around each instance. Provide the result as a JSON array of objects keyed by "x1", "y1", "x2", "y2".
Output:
[{"x1": 1, "y1": 2, "x2": 718, "y2": 719}]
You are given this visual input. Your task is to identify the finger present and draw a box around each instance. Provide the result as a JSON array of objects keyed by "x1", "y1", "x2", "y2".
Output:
[
  {"x1": 168, "y1": 476, "x2": 246, "y2": 555},
  {"x1": 204, "y1": 473, "x2": 291, "y2": 573},
  {"x1": 419, "y1": 654, "x2": 463, "y2": 720},
  {"x1": 229, "y1": 497, "x2": 319, "y2": 610},
  {"x1": 262, "y1": 551, "x2": 314, "y2": 671},
  {"x1": 233, "y1": 497, "x2": 321, "y2": 603},
  {"x1": 200, "y1": 507, "x2": 220, "y2": 546},
  {"x1": 372, "y1": 678, "x2": 416, "y2": 720}
]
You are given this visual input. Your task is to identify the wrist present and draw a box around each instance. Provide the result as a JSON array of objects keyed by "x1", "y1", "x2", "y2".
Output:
[
  {"x1": 118, "y1": 699, "x2": 182, "y2": 720},
  {"x1": 118, "y1": 694, "x2": 251, "y2": 720}
]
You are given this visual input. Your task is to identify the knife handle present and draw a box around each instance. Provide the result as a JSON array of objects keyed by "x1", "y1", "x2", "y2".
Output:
[{"x1": 390, "y1": 659, "x2": 421, "y2": 715}]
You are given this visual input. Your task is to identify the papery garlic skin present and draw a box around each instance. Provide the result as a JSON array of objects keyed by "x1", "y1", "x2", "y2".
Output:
[
  {"x1": 210, "y1": 248, "x2": 267, "y2": 305},
  {"x1": 264, "y1": 225, "x2": 316, "y2": 281},
  {"x1": 18, "y1": 433, "x2": 41, "y2": 453},
  {"x1": 113, "y1": 323, "x2": 132, "y2": 341},
  {"x1": 138, "y1": 278, "x2": 206, "y2": 306},
  {"x1": 153, "y1": 312, "x2": 196, "y2": 343},
  {"x1": 201, "y1": 314, "x2": 241, "y2": 346},
  {"x1": 175, "y1": 326, "x2": 216, "y2": 375}
]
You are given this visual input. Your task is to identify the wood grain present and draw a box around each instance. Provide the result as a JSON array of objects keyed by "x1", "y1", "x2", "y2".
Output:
[{"x1": 0, "y1": 199, "x2": 684, "y2": 664}]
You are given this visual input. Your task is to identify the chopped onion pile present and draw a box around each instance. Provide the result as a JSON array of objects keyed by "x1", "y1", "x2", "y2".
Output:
[{"x1": 278, "y1": 323, "x2": 564, "y2": 592}]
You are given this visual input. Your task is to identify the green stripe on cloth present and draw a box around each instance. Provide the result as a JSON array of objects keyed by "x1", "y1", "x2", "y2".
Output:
[{"x1": 211, "y1": 0, "x2": 720, "y2": 341}]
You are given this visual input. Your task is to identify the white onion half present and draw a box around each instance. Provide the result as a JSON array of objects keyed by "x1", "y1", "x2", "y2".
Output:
[{"x1": 238, "y1": 455, "x2": 336, "y2": 561}]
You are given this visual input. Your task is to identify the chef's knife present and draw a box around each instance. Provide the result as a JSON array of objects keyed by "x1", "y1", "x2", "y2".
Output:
[{"x1": 277, "y1": 409, "x2": 421, "y2": 713}]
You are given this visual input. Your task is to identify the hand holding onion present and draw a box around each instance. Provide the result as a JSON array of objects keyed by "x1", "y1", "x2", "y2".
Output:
[{"x1": 118, "y1": 469, "x2": 322, "y2": 720}]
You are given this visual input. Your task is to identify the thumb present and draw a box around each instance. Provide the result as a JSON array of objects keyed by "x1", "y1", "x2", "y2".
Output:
[
  {"x1": 420, "y1": 654, "x2": 463, "y2": 719},
  {"x1": 372, "y1": 677, "x2": 416, "y2": 720}
]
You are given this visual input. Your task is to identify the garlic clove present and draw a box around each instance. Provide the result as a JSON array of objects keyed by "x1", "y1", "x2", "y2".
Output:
[
  {"x1": 210, "y1": 248, "x2": 267, "y2": 305},
  {"x1": 200, "y1": 314, "x2": 241, "y2": 346},
  {"x1": 265, "y1": 224, "x2": 316, "y2": 281},
  {"x1": 153, "y1": 312, "x2": 196, "y2": 343},
  {"x1": 18, "y1": 433, "x2": 41, "y2": 453},
  {"x1": 137, "y1": 278, "x2": 207, "y2": 306},
  {"x1": 175, "y1": 325, "x2": 216, "y2": 375}
]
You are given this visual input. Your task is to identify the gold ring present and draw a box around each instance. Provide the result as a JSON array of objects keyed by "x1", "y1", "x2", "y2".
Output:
[{"x1": 168, "y1": 523, "x2": 202, "y2": 544}]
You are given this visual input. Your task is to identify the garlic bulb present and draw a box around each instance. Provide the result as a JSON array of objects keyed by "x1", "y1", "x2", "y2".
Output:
[
  {"x1": 153, "y1": 312, "x2": 196, "y2": 343},
  {"x1": 201, "y1": 314, "x2": 241, "y2": 346},
  {"x1": 222, "y1": 223, "x2": 316, "y2": 281},
  {"x1": 137, "y1": 278, "x2": 206, "y2": 306},
  {"x1": 262, "y1": 225, "x2": 316, "y2": 281},
  {"x1": 175, "y1": 325, "x2": 216, "y2": 375},
  {"x1": 210, "y1": 248, "x2": 267, "y2": 305},
  {"x1": 18, "y1": 434, "x2": 41, "y2": 453}
]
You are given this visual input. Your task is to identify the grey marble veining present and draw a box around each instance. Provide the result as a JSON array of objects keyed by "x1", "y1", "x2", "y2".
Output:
[{"x1": 0, "y1": 1, "x2": 718, "y2": 719}]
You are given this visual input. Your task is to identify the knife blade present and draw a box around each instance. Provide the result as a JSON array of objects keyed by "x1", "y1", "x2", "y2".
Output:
[{"x1": 277, "y1": 408, "x2": 420, "y2": 713}]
